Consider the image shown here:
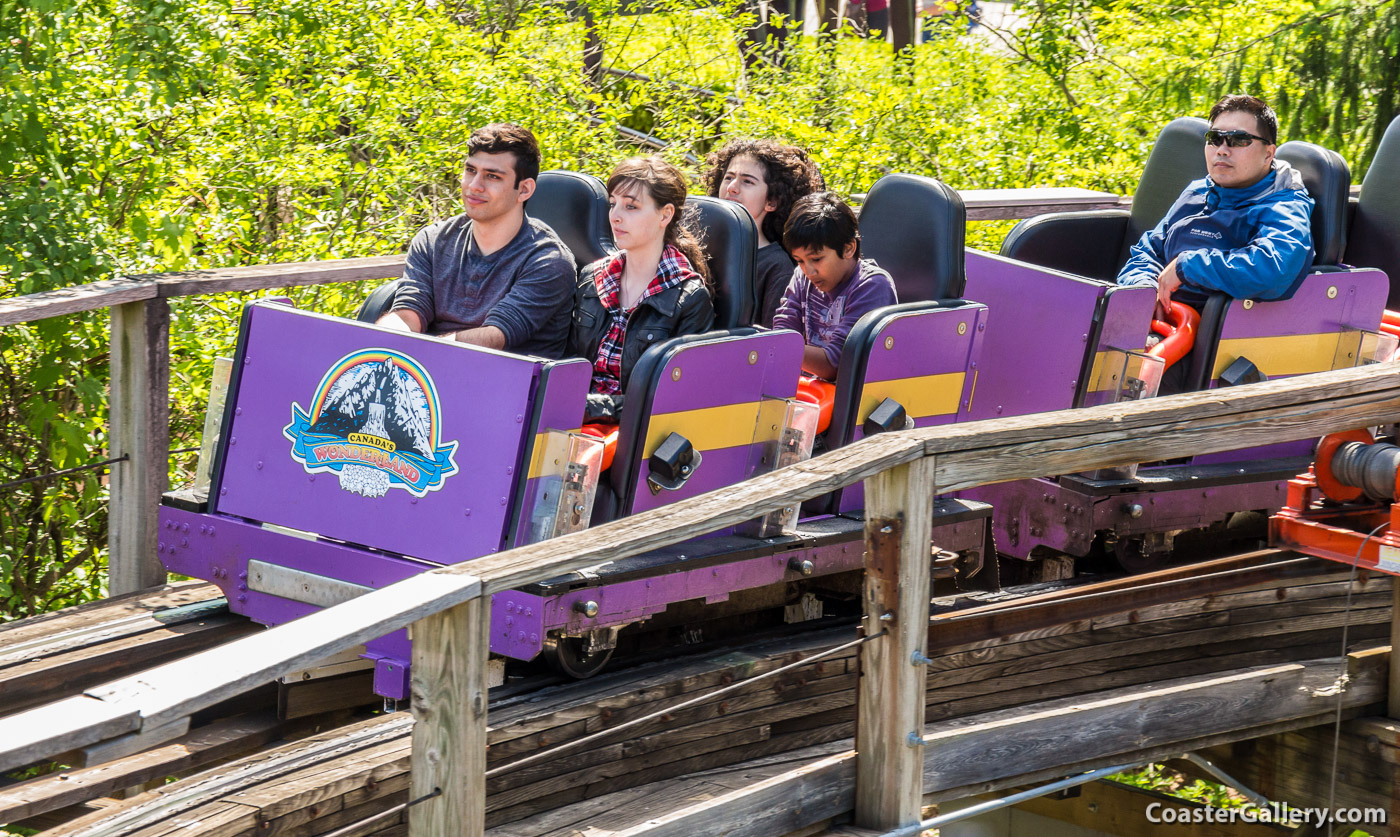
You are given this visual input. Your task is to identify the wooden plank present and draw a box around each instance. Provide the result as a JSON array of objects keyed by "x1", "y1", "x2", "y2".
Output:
[
  {"x1": 78, "y1": 717, "x2": 190, "y2": 767},
  {"x1": 920, "y1": 654, "x2": 1387, "y2": 793},
  {"x1": 854, "y1": 457, "x2": 935, "y2": 830},
  {"x1": 409, "y1": 597, "x2": 490, "y2": 837},
  {"x1": 0, "y1": 711, "x2": 289, "y2": 824},
  {"x1": 108, "y1": 298, "x2": 170, "y2": 595},
  {"x1": 0, "y1": 696, "x2": 139, "y2": 771},
  {"x1": 609, "y1": 751, "x2": 856, "y2": 837},
  {"x1": 0, "y1": 574, "x2": 475, "y2": 774},
  {"x1": 148, "y1": 254, "x2": 404, "y2": 299},
  {"x1": 1391, "y1": 578, "x2": 1400, "y2": 719},
  {"x1": 959, "y1": 187, "x2": 1123, "y2": 221},
  {"x1": 465, "y1": 362, "x2": 1400, "y2": 595},
  {"x1": 0, "y1": 279, "x2": 156, "y2": 327}
]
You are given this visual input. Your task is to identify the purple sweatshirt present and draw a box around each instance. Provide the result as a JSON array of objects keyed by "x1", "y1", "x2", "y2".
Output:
[{"x1": 771, "y1": 258, "x2": 898, "y2": 374}]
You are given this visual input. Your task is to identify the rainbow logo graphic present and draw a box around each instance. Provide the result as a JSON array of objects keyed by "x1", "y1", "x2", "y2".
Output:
[{"x1": 283, "y1": 349, "x2": 459, "y2": 498}]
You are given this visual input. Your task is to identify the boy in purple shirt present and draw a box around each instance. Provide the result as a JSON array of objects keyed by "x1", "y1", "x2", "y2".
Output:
[{"x1": 772, "y1": 193, "x2": 898, "y2": 380}]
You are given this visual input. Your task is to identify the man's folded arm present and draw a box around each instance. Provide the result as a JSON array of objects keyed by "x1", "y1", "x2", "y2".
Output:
[{"x1": 482, "y1": 249, "x2": 576, "y2": 349}]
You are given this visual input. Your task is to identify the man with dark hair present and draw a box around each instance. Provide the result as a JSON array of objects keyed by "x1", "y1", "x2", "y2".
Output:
[
  {"x1": 772, "y1": 192, "x2": 896, "y2": 380},
  {"x1": 378, "y1": 123, "x2": 575, "y2": 358},
  {"x1": 1116, "y1": 94, "x2": 1314, "y2": 312}
]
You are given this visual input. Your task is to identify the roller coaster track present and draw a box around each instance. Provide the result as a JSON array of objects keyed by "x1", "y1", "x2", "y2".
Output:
[{"x1": 1, "y1": 548, "x2": 1391, "y2": 835}]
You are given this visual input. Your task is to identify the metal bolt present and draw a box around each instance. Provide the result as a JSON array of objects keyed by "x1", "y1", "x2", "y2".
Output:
[
  {"x1": 906, "y1": 731, "x2": 925, "y2": 748},
  {"x1": 910, "y1": 650, "x2": 934, "y2": 666},
  {"x1": 1124, "y1": 503, "x2": 1143, "y2": 519},
  {"x1": 574, "y1": 600, "x2": 600, "y2": 617},
  {"x1": 1327, "y1": 285, "x2": 1338, "y2": 299},
  {"x1": 748, "y1": 351, "x2": 758, "y2": 365},
  {"x1": 957, "y1": 322, "x2": 967, "y2": 335},
  {"x1": 789, "y1": 558, "x2": 815, "y2": 576},
  {"x1": 885, "y1": 336, "x2": 895, "y2": 349},
  {"x1": 880, "y1": 612, "x2": 895, "y2": 622},
  {"x1": 1242, "y1": 299, "x2": 1255, "y2": 309},
  {"x1": 671, "y1": 367, "x2": 682, "y2": 381}
]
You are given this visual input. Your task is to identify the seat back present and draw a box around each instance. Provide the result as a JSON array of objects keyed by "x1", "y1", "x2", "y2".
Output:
[
  {"x1": 1121, "y1": 117, "x2": 1210, "y2": 264},
  {"x1": 860, "y1": 173, "x2": 966, "y2": 301},
  {"x1": 1345, "y1": 115, "x2": 1400, "y2": 306},
  {"x1": 811, "y1": 300, "x2": 986, "y2": 514},
  {"x1": 689, "y1": 196, "x2": 757, "y2": 329},
  {"x1": 532, "y1": 170, "x2": 615, "y2": 268},
  {"x1": 598, "y1": 329, "x2": 804, "y2": 523},
  {"x1": 1276, "y1": 141, "x2": 1350, "y2": 268}
]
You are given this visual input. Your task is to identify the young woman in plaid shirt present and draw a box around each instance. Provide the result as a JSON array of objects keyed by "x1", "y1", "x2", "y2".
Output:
[{"x1": 568, "y1": 157, "x2": 716, "y2": 429}]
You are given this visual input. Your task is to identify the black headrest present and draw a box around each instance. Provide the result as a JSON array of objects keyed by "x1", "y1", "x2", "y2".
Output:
[
  {"x1": 688, "y1": 196, "x2": 757, "y2": 329},
  {"x1": 532, "y1": 170, "x2": 614, "y2": 268},
  {"x1": 1347, "y1": 115, "x2": 1400, "y2": 306},
  {"x1": 1124, "y1": 117, "x2": 1209, "y2": 259},
  {"x1": 859, "y1": 173, "x2": 965, "y2": 302},
  {"x1": 1276, "y1": 141, "x2": 1350, "y2": 267}
]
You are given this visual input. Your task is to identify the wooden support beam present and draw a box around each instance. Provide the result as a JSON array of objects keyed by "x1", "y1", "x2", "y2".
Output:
[
  {"x1": 108, "y1": 298, "x2": 170, "y2": 595},
  {"x1": 410, "y1": 596, "x2": 490, "y2": 837},
  {"x1": 854, "y1": 456, "x2": 935, "y2": 830},
  {"x1": 1390, "y1": 578, "x2": 1400, "y2": 719},
  {"x1": 888, "y1": 0, "x2": 915, "y2": 51}
]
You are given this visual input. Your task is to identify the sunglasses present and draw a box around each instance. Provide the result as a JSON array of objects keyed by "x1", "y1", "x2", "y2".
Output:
[{"x1": 1205, "y1": 129, "x2": 1270, "y2": 148}]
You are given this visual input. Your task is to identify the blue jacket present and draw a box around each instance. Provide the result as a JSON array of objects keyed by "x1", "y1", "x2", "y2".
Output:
[{"x1": 1116, "y1": 161, "x2": 1315, "y2": 301}]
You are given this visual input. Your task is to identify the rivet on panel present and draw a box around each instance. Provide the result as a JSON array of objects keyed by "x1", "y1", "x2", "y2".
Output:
[
  {"x1": 671, "y1": 367, "x2": 682, "y2": 381},
  {"x1": 884, "y1": 336, "x2": 895, "y2": 349}
]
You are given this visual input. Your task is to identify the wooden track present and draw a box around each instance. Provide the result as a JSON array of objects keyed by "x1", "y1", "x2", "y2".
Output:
[{"x1": 12, "y1": 552, "x2": 1390, "y2": 836}]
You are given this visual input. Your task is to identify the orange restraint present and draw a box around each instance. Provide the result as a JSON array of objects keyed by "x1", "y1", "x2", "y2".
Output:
[
  {"x1": 579, "y1": 423, "x2": 619, "y2": 472},
  {"x1": 795, "y1": 374, "x2": 835, "y2": 434},
  {"x1": 1381, "y1": 309, "x2": 1400, "y2": 340},
  {"x1": 1147, "y1": 301, "x2": 1201, "y2": 370}
]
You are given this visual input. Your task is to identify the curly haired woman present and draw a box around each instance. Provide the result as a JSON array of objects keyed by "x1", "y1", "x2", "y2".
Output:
[{"x1": 703, "y1": 139, "x2": 824, "y2": 327}]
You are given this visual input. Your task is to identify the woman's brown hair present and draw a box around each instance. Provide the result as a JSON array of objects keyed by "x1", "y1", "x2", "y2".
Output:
[{"x1": 607, "y1": 156, "x2": 711, "y2": 282}]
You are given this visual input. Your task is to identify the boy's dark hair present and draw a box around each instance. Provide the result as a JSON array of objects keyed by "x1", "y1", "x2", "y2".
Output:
[
  {"x1": 703, "y1": 139, "x2": 826, "y2": 246},
  {"x1": 466, "y1": 123, "x2": 541, "y2": 185},
  {"x1": 1209, "y1": 95, "x2": 1279, "y2": 145},
  {"x1": 783, "y1": 192, "x2": 859, "y2": 256}
]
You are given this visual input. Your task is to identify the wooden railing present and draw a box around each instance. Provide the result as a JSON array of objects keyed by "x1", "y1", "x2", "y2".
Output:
[
  {"x1": 0, "y1": 189, "x2": 1124, "y2": 597},
  {"x1": 1, "y1": 361, "x2": 1398, "y2": 835}
]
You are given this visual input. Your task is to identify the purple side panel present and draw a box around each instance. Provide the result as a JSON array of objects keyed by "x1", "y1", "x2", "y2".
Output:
[
  {"x1": 838, "y1": 305, "x2": 988, "y2": 514},
  {"x1": 963, "y1": 250, "x2": 1106, "y2": 420},
  {"x1": 626, "y1": 331, "x2": 804, "y2": 517},
  {"x1": 510, "y1": 358, "x2": 592, "y2": 548},
  {"x1": 1196, "y1": 268, "x2": 1389, "y2": 464},
  {"x1": 215, "y1": 303, "x2": 539, "y2": 563}
]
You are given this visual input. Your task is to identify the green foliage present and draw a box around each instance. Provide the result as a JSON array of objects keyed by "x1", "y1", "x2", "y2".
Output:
[{"x1": 0, "y1": 0, "x2": 1393, "y2": 617}]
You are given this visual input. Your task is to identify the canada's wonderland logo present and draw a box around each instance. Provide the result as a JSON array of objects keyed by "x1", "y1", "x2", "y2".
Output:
[{"x1": 283, "y1": 349, "x2": 459, "y2": 498}]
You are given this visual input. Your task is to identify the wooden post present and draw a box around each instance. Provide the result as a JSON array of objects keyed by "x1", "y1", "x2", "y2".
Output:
[
  {"x1": 1390, "y1": 578, "x2": 1400, "y2": 719},
  {"x1": 108, "y1": 298, "x2": 170, "y2": 595},
  {"x1": 854, "y1": 455, "x2": 936, "y2": 830},
  {"x1": 410, "y1": 595, "x2": 490, "y2": 837},
  {"x1": 582, "y1": 8, "x2": 603, "y2": 87}
]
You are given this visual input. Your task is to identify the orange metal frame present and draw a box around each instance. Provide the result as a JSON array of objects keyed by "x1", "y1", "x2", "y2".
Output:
[{"x1": 1270, "y1": 467, "x2": 1400, "y2": 577}]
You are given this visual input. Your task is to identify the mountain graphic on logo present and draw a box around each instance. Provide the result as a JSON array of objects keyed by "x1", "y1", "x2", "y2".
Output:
[{"x1": 308, "y1": 358, "x2": 433, "y2": 457}]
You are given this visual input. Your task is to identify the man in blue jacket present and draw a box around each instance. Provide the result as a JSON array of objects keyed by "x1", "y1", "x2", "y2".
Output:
[{"x1": 1117, "y1": 95, "x2": 1315, "y2": 315}]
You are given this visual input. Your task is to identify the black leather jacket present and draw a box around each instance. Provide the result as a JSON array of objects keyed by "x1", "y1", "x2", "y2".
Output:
[{"x1": 568, "y1": 266, "x2": 715, "y2": 422}]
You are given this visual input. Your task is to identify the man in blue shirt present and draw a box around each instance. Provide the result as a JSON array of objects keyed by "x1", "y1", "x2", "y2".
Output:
[{"x1": 1117, "y1": 95, "x2": 1315, "y2": 315}]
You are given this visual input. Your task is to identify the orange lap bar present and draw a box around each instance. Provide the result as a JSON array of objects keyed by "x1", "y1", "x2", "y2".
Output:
[
  {"x1": 1382, "y1": 309, "x2": 1400, "y2": 338},
  {"x1": 1147, "y1": 301, "x2": 1200, "y2": 370},
  {"x1": 795, "y1": 375, "x2": 835, "y2": 434},
  {"x1": 579, "y1": 423, "x2": 618, "y2": 472}
]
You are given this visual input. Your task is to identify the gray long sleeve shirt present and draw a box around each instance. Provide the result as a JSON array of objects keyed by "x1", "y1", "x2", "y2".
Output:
[{"x1": 389, "y1": 213, "x2": 576, "y2": 359}]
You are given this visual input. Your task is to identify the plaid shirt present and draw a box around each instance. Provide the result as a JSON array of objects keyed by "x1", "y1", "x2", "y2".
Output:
[{"x1": 590, "y1": 245, "x2": 698, "y2": 395}]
